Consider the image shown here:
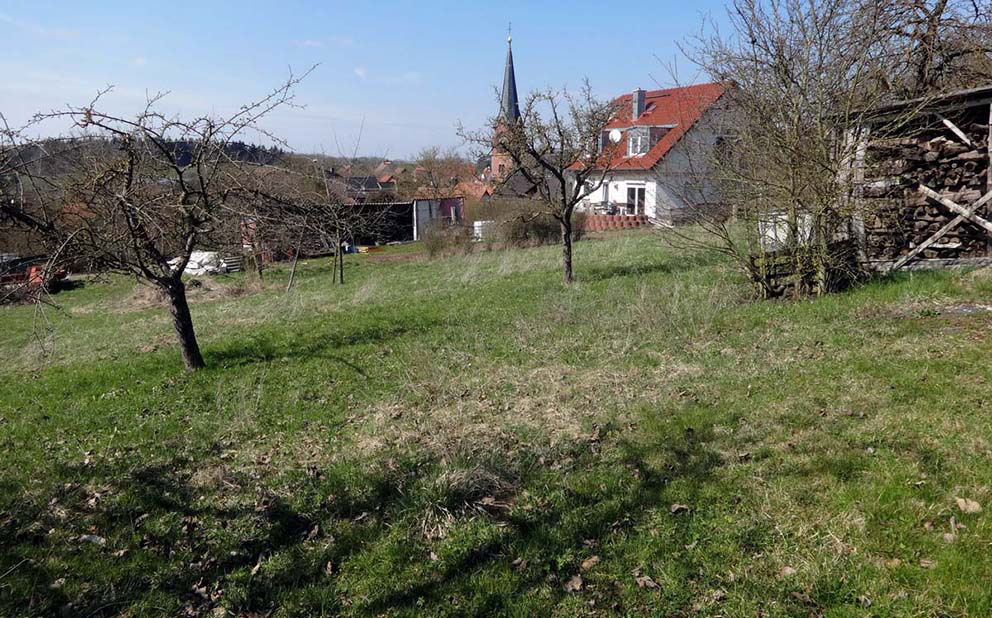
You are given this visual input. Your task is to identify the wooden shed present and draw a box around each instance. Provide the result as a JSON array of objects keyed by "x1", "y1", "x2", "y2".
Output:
[{"x1": 854, "y1": 85, "x2": 992, "y2": 272}]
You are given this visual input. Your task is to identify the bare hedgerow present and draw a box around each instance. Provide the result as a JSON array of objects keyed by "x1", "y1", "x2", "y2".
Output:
[
  {"x1": 421, "y1": 221, "x2": 474, "y2": 258},
  {"x1": 467, "y1": 198, "x2": 587, "y2": 249}
]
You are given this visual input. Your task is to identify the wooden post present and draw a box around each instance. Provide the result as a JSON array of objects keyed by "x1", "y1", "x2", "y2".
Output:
[
  {"x1": 851, "y1": 125, "x2": 870, "y2": 266},
  {"x1": 890, "y1": 188, "x2": 992, "y2": 272},
  {"x1": 936, "y1": 113, "x2": 973, "y2": 147},
  {"x1": 918, "y1": 185, "x2": 992, "y2": 234}
]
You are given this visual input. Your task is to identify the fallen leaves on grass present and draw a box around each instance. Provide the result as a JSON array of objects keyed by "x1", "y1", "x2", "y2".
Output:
[
  {"x1": 955, "y1": 497, "x2": 982, "y2": 514},
  {"x1": 636, "y1": 575, "x2": 658, "y2": 589},
  {"x1": 564, "y1": 575, "x2": 583, "y2": 593},
  {"x1": 632, "y1": 569, "x2": 658, "y2": 589},
  {"x1": 580, "y1": 555, "x2": 600, "y2": 571},
  {"x1": 669, "y1": 503, "x2": 690, "y2": 515},
  {"x1": 779, "y1": 566, "x2": 797, "y2": 578}
]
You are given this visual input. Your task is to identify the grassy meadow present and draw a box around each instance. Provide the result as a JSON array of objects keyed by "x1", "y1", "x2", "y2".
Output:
[{"x1": 1, "y1": 231, "x2": 991, "y2": 616}]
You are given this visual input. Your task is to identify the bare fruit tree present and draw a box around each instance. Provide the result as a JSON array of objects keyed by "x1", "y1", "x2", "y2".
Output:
[
  {"x1": 882, "y1": 0, "x2": 992, "y2": 97},
  {"x1": 271, "y1": 158, "x2": 389, "y2": 287},
  {"x1": 461, "y1": 83, "x2": 622, "y2": 283},
  {"x1": 0, "y1": 73, "x2": 309, "y2": 370},
  {"x1": 410, "y1": 146, "x2": 468, "y2": 200}
]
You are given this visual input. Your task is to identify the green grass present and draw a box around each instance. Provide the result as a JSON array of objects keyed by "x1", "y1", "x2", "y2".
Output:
[{"x1": 2, "y1": 233, "x2": 991, "y2": 616}]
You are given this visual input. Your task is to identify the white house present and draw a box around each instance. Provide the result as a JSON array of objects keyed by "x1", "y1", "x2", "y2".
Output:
[{"x1": 580, "y1": 82, "x2": 730, "y2": 226}]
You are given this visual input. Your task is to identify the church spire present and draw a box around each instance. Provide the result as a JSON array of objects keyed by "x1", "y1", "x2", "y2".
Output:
[{"x1": 500, "y1": 34, "x2": 520, "y2": 122}]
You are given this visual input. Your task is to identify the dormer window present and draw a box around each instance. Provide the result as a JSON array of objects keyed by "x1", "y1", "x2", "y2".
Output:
[{"x1": 628, "y1": 127, "x2": 650, "y2": 156}]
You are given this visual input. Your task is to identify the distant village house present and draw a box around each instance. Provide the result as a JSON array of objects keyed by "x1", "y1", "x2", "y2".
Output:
[{"x1": 580, "y1": 82, "x2": 729, "y2": 226}]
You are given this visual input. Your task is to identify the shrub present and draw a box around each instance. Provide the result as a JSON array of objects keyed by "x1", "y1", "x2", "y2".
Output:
[
  {"x1": 422, "y1": 222, "x2": 474, "y2": 258},
  {"x1": 466, "y1": 198, "x2": 589, "y2": 250},
  {"x1": 499, "y1": 213, "x2": 559, "y2": 248},
  {"x1": 571, "y1": 211, "x2": 588, "y2": 242}
]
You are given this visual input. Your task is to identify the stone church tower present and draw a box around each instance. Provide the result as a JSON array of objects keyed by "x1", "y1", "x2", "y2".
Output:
[{"x1": 490, "y1": 35, "x2": 520, "y2": 181}]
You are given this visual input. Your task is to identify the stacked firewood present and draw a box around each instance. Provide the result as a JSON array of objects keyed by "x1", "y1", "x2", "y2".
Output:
[{"x1": 861, "y1": 110, "x2": 990, "y2": 262}]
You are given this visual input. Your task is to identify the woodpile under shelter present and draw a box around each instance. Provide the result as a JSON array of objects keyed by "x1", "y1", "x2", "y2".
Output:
[{"x1": 854, "y1": 84, "x2": 992, "y2": 272}]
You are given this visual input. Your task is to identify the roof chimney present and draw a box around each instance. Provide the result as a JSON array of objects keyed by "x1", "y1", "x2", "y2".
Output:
[{"x1": 632, "y1": 88, "x2": 646, "y2": 120}]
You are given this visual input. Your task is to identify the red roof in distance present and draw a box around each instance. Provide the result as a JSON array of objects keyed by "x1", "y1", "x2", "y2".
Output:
[{"x1": 601, "y1": 82, "x2": 727, "y2": 171}]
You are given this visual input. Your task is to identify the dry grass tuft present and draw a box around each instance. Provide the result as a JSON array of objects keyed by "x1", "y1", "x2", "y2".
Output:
[
  {"x1": 118, "y1": 278, "x2": 263, "y2": 313},
  {"x1": 189, "y1": 463, "x2": 230, "y2": 490},
  {"x1": 351, "y1": 279, "x2": 380, "y2": 304},
  {"x1": 348, "y1": 362, "x2": 699, "y2": 469},
  {"x1": 418, "y1": 465, "x2": 516, "y2": 539}
]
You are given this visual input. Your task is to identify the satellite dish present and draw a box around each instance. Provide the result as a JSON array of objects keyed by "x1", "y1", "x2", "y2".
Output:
[{"x1": 608, "y1": 129, "x2": 622, "y2": 144}]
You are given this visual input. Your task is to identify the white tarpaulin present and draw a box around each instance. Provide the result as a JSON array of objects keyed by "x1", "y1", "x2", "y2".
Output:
[{"x1": 169, "y1": 251, "x2": 226, "y2": 276}]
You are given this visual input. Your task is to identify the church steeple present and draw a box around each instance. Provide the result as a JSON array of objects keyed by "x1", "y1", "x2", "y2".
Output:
[
  {"x1": 499, "y1": 35, "x2": 520, "y2": 122},
  {"x1": 491, "y1": 32, "x2": 520, "y2": 181}
]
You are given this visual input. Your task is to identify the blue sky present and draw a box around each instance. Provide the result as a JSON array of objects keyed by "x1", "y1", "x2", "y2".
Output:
[{"x1": 1, "y1": 1, "x2": 730, "y2": 158}]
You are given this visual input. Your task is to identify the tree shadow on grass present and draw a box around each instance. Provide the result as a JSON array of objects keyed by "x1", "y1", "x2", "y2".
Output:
[
  {"x1": 0, "y1": 459, "x2": 318, "y2": 617},
  {"x1": 356, "y1": 419, "x2": 740, "y2": 615},
  {"x1": 0, "y1": 407, "x2": 790, "y2": 616},
  {"x1": 205, "y1": 317, "x2": 442, "y2": 374}
]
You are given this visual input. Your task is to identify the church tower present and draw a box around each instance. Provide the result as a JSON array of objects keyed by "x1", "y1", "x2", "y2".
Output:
[{"x1": 490, "y1": 34, "x2": 520, "y2": 181}]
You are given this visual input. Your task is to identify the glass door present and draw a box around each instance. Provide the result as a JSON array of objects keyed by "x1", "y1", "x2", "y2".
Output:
[{"x1": 626, "y1": 187, "x2": 645, "y2": 215}]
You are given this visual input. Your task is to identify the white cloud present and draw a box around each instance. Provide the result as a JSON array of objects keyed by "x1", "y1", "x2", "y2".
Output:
[
  {"x1": 129, "y1": 56, "x2": 147, "y2": 67},
  {"x1": 296, "y1": 39, "x2": 324, "y2": 48},
  {"x1": 353, "y1": 67, "x2": 367, "y2": 79}
]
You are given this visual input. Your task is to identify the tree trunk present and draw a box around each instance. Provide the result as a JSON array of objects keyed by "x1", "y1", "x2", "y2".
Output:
[
  {"x1": 249, "y1": 244, "x2": 264, "y2": 282},
  {"x1": 286, "y1": 247, "x2": 301, "y2": 293},
  {"x1": 335, "y1": 231, "x2": 345, "y2": 285},
  {"x1": 163, "y1": 279, "x2": 205, "y2": 371},
  {"x1": 560, "y1": 218, "x2": 574, "y2": 284}
]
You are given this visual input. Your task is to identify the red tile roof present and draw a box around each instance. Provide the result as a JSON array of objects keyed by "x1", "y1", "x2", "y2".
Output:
[
  {"x1": 600, "y1": 82, "x2": 727, "y2": 171},
  {"x1": 454, "y1": 179, "x2": 493, "y2": 201}
]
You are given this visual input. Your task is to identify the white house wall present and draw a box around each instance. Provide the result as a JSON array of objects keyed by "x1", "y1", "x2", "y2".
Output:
[
  {"x1": 581, "y1": 105, "x2": 729, "y2": 225},
  {"x1": 581, "y1": 175, "x2": 660, "y2": 217},
  {"x1": 652, "y1": 107, "x2": 727, "y2": 222}
]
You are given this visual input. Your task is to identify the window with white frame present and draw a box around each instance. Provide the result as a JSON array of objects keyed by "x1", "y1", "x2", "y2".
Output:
[{"x1": 627, "y1": 127, "x2": 650, "y2": 156}]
